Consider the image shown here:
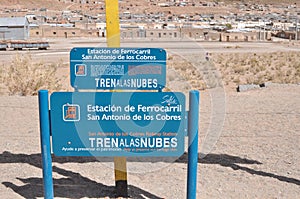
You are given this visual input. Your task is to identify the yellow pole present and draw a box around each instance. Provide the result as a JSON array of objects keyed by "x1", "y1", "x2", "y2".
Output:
[
  {"x1": 105, "y1": 0, "x2": 128, "y2": 197},
  {"x1": 105, "y1": 0, "x2": 120, "y2": 48}
]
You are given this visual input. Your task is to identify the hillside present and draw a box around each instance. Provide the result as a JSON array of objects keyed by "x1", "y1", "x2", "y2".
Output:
[
  {"x1": 0, "y1": 0, "x2": 69, "y2": 10},
  {"x1": 0, "y1": 0, "x2": 298, "y2": 14}
]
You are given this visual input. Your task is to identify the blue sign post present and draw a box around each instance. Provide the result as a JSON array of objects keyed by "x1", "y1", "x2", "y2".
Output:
[
  {"x1": 38, "y1": 47, "x2": 200, "y2": 199},
  {"x1": 50, "y1": 92, "x2": 186, "y2": 157},
  {"x1": 70, "y1": 48, "x2": 166, "y2": 90},
  {"x1": 38, "y1": 90, "x2": 54, "y2": 199},
  {"x1": 187, "y1": 90, "x2": 200, "y2": 199}
]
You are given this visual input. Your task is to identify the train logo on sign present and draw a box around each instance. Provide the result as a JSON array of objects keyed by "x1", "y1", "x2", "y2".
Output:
[
  {"x1": 75, "y1": 64, "x2": 87, "y2": 76},
  {"x1": 63, "y1": 104, "x2": 80, "y2": 122}
]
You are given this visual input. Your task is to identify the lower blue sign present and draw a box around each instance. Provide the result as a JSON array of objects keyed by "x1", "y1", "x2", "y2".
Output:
[{"x1": 50, "y1": 92, "x2": 186, "y2": 157}]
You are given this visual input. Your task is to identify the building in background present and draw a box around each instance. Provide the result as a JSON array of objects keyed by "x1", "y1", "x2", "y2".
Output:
[{"x1": 0, "y1": 17, "x2": 29, "y2": 40}]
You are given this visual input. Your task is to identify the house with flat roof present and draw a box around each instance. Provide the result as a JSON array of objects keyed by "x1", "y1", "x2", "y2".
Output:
[{"x1": 0, "y1": 17, "x2": 29, "y2": 40}]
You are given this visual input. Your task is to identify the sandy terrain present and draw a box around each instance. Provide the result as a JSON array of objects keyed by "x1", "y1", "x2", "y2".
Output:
[{"x1": 0, "y1": 39, "x2": 299, "y2": 198}]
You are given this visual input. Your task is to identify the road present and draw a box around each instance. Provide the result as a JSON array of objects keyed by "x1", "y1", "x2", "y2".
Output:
[{"x1": 0, "y1": 38, "x2": 299, "y2": 64}]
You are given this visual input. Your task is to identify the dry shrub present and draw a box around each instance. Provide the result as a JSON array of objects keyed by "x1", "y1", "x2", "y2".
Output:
[
  {"x1": 213, "y1": 51, "x2": 300, "y2": 88},
  {"x1": 1, "y1": 53, "x2": 61, "y2": 96},
  {"x1": 167, "y1": 54, "x2": 206, "y2": 90}
]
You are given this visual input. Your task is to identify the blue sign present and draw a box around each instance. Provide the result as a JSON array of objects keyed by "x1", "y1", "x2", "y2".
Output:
[
  {"x1": 50, "y1": 92, "x2": 186, "y2": 157},
  {"x1": 70, "y1": 48, "x2": 166, "y2": 90}
]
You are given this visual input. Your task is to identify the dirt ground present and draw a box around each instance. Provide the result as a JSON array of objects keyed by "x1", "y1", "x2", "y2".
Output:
[
  {"x1": 0, "y1": 39, "x2": 299, "y2": 198},
  {"x1": 0, "y1": 84, "x2": 299, "y2": 199}
]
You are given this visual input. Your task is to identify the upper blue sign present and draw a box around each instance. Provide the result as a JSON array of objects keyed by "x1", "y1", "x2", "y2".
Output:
[
  {"x1": 50, "y1": 92, "x2": 186, "y2": 157},
  {"x1": 70, "y1": 48, "x2": 166, "y2": 90}
]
